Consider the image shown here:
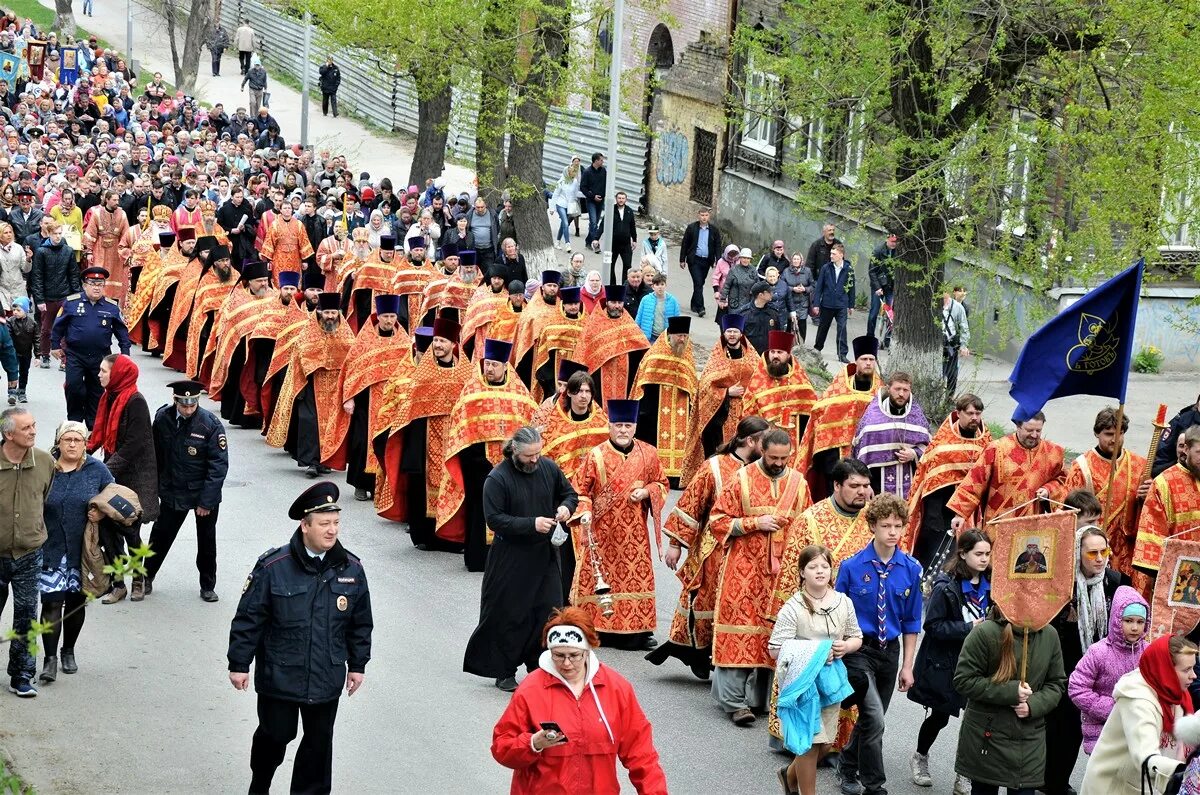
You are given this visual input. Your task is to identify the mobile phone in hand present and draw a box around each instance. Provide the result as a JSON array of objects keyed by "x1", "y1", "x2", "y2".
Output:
[{"x1": 539, "y1": 722, "x2": 568, "y2": 743}]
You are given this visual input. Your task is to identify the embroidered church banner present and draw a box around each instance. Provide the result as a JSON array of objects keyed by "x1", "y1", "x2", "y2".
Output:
[
  {"x1": 1151, "y1": 538, "x2": 1200, "y2": 640},
  {"x1": 988, "y1": 510, "x2": 1078, "y2": 631}
]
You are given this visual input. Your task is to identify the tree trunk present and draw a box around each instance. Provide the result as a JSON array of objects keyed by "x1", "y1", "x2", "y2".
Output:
[
  {"x1": 476, "y1": 75, "x2": 509, "y2": 206},
  {"x1": 53, "y1": 0, "x2": 75, "y2": 37},
  {"x1": 506, "y1": 3, "x2": 568, "y2": 280},
  {"x1": 161, "y1": 0, "x2": 208, "y2": 94},
  {"x1": 409, "y1": 80, "x2": 451, "y2": 187}
]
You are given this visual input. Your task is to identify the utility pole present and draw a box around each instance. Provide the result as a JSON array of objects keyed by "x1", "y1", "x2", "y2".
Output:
[
  {"x1": 601, "y1": 0, "x2": 623, "y2": 269},
  {"x1": 126, "y1": 0, "x2": 134, "y2": 70},
  {"x1": 301, "y1": 10, "x2": 312, "y2": 147}
]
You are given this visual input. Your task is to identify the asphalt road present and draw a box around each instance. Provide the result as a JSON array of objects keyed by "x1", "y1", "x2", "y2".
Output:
[{"x1": 0, "y1": 343, "x2": 1112, "y2": 794}]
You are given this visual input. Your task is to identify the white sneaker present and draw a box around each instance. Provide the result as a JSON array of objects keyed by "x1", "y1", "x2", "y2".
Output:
[
  {"x1": 566, "y1": 245, "x2": 572, "y2": 254},
  {"x1": 953, "y1": 774, "x2": 971, "y2": 795},
  {"x1": 909, "y1": 752, "x2": 932, "y2": 787}
]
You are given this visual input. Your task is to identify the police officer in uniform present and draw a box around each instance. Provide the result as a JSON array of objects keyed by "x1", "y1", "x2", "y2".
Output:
[
  {"x1": 144, "y1": 380, "x2": 229, "y2": 602},
  {"x1": 227, "y1": 482, "x2": 373, "y2": 795},
  {"x1": 50, "y1": 265, "x2": 130, "y2": 426}
]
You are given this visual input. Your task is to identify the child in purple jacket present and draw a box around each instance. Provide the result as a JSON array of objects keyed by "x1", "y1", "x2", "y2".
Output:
[{"x1": 1067, "y1": 585, "x2": 1149, "y2": 754}]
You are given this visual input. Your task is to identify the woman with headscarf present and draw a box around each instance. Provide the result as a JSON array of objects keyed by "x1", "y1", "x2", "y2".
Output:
[
  {"x1": 492, "y1": 607, "x2": 668, "y2": 794},
  {"x1": 38, "y1": 421, "x2": 114, "y2": 683},
  {"x1": 1044, "y1": 522, "x2": 1125, "y2": 792},
  {"x1": 580, "y1": 270, "x2": 605, "y2": 314},
  {"x1": 89, "y1": 353, "x2": 157, "y2": 603},
  {"x1": 366, "y1": 208, "x2": 388, "y2": 248},
  {"x1": 1080, "y1": 634, "x2": 1197, "y2": 794},
  {"x1": 0, "y1": 220, "x2": 28, "y2": 310}
]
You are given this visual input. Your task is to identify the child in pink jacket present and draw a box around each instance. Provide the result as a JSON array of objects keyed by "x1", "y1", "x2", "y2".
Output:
[{"x1": 1067, "y1": 585, "x2": 1149, "y2": 753}]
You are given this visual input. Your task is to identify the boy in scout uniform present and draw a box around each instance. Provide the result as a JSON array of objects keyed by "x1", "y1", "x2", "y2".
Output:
[
  {"x1": 143, "y1": 380, "x2": 229, "y2": 602},
  {"x1": 227, "y1": 482, "x2": 373, "y2": 795}
]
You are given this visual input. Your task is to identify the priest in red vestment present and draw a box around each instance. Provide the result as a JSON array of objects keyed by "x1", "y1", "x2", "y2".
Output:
[{"x1": 572, "y1": 285, "x2": 649, "y2": 406}]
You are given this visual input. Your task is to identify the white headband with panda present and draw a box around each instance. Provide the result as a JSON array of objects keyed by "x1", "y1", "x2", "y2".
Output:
[{"x1": 546, "y1": 625, "x2": 589, "y2": 651}]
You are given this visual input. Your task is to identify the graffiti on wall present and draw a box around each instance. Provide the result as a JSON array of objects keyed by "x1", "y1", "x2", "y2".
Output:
[{"x1": 656, "y1": 129, "x2": 688, "y2": 186}]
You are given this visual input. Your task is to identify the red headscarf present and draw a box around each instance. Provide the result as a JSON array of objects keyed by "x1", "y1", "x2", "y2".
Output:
[
  {"x1": 88, "y1": 354, "x2": 140, "y2": 456},
  {"x1": 1138, "y1": 634, "x2": 1195, "y2": 737}
]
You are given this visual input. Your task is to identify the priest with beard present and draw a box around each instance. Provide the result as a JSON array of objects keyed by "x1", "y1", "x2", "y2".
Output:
[
  {"x1": 207, "y1": 260, "x2": 273, "y2": 426},
  {"x1": 187, "y1": 244, "x2": 242, "y2": 382},
  {"x1": 142, "y1": 227, "x2": 196, "y2": 356},
  {"x1": 329, "y1": 295, "x2": 408, "y2": 501},
  {"x1": 435, "y1": 338, "x2": 538, "y2": 572},
  {"x1": 531, "y1": 286, "x2": 585, "y2": 403},
  {"x1": 463, "y1": 426, "x2": 578, "y2": 692},
  {"x1": 266, "y1": 292, "x2": 356, "y2": 477},
  {"x1": 851, "y1": 370, "x2": 931, "y2": 499},
  {"x1": 741, "y1": 330, "x2": 818, "y2": 456},
  {"x1": 630, "y1": 315, "x2": 698, "y2": 487},
  {"x1": 248, "y1": 272, "x2": 308, "y2": 431},
  {"x1": 342, "y1": 234, "x2": 401, "y2": 333},
  {"x1": 572, "y1": 285, "x2": 650, "y2": 406}
]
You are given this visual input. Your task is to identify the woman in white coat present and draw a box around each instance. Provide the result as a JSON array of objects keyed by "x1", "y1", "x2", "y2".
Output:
[
  {"x1": 1080, "y1": 633, "x2": 1197, "y2": 794},
  {"x1": 550, "y1": 158, "x2": 583, "y2": 252}
]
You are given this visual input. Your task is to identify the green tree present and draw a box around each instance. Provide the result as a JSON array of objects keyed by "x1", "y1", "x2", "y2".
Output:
[{"x1": 733, "y1": 0, "x2": 1200, "y2": 397}]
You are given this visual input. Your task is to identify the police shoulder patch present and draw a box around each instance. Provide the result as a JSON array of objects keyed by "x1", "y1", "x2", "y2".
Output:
[
  {"x1": 242, "y1": 575, "x2": 252, "y2": 593},
  {"x1": 218, "y1": 434, "x2": 228, "y2": 450}
]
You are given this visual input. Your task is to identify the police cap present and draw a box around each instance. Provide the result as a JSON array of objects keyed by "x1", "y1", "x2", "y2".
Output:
[
  {"x1": 168, "y1": 380, "x2": 205, "y2": 406},
  {"x1": 288, "y1": 481, "x2": 342, "y2": 520},
  {"x1": 81, "y1": 265, "x2": 109, "y2": 280}
]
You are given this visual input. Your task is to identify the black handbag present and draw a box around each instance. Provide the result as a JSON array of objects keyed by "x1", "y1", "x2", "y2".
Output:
[{"x1": 1147, "y1": 749, "x2": 1196, "y2": 795}]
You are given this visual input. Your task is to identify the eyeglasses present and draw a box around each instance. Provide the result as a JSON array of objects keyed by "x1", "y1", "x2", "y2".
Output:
[
  {"x1": 1083, "y1": 548, "x2": 1112, "y2": 561},
  {"x1": 550, "y1": 651, "x2": 585, "y2": 663},
  {"x1": 84, "y1": 278, "x2": 105, "y2": 285}
]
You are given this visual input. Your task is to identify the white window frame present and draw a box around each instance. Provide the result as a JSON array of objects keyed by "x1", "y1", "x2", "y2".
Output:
[
  {"x1": 839, "y1": 102, "x2": 866, "y2": 186},
  {"x1": 998, "y1": 109, "x2": 1035, "y2": 237},
  {"x1": 785, "y1": 114, "x2": 823, "y2": 170},
  {"x1": 742, "y1": 58, "x2": 780, "y2": 157},
  {"x1": 1161, "y1": 122, "x2": 1199, "y2": 247}
]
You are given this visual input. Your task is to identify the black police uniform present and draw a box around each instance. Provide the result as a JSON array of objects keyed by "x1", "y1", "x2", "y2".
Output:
[
  {"x1": 50, "y1": 291, "x2": 130, "y2": 426},
  {"x1": 227, "y1": 484, "x2": 373, "y2": 795},
  {"x1": 145, "y1": 401, "x2": 229, "y2": 593}
]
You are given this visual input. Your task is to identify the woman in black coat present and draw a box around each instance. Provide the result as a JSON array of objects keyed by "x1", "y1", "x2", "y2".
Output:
[
  {"x1": 89, "y1": 354, "x2": 157, "y2": 603},
  {"x1": 907, "y1": 529, "x2": 992, "y2": 793}
]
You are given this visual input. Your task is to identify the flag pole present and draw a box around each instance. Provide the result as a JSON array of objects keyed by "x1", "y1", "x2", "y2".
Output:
[{"x1": 1101, "y1": 402, "x2": 1126, "y2": 526}]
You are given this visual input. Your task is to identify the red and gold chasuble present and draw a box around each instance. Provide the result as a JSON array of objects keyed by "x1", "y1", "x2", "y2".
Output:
[
  {"x1": 170, "y1": 205, "x2": 202, "y2": 233},
  {"x1": 343, "y1": 254, "x2": 400, "y2": 331},
  {"x1": 572, "y1": 310, "x2": 650, "y2": 406},
  {"x1": 83, "y1": 206, "x2": 131, "y2": 303},
  {"x1": 630, "y1": 336, "x2": 699, "y2": 479},
  {"x1": 1067, "y1": 448, "x2": 1147, "y2": 582},
  {"x1": 316, "y1": 235, "x2": 354, "y2": 293},
  {"x1": 265, "y1": 318, "x2": 356, "y2": 468},
  {"x1": 434, "y1": 369, "x2": 537, "y2": 542},
  {"x1": 369, "y1": 346, "x2": 419, "y2": 517},
  {"x1": 376, "y1": 354, "x2": 474, "y2": 521},
  {"x1": 665, "y1": 453, "x2": 746, "y2": 651},
  {"x1": 742, "y1": 354, "x2": 818, "y2": 462},
  {"x1": 208, "y1": 289, "x2": 273, "y2": 401},
  {"x1": 185, "y1": 269, "x2": 239, "y2": 381},
  {"x1": 707, "y1": 463, "x2": 811, "y2": 667},
  {"x1": 794, "y1": 364, "x2": 880, "y2": 477},
  {"x1": 531, "y1": 312, "x2": 585, "y2": 403},
  {"x1": 327, "y1": 322, "x2": 408, "y2": 473},
  {"x1": 161, "y1": 259, "x2": 205, "y2": 369},
  {"x1": 1134, "y1": 464, "x2": 1200, "y2": 573},
  {"x1": 260, "y1": 217, "x2": 315, "y2": 276},
  {"x1": 419, "y1": 275, "x2": 477, "y2": 320},
  {"x1": 392, "y1": 262, "x2": 433, "y2": 326},
  {"x1": 539, "y1": 400, "x2": 610, "y2": 483},
  {"x1": 126, "y1": 246, "x2": 169, "y2": 345},
  {"x1": 946, "y1": 434, "x2": 1067, "y2": 528},
  {"x1": 513, "y1": 293, "x2": 559, "y2": 365},
  {"x1": 901, "y1": 413, "x2": 992, "y2": 553},
  {"x1": 571, "y1": 440, "x2": 669, "y2": 634},
  {"x1": 680, "y1": 341, "x2": 757, "y2": 486},
  {"x1": 460, "y1": 295, "x2": 521, "y2": 361},
  {"x1": 143, "y1": 250, "x2": 191, "y2": 350}
]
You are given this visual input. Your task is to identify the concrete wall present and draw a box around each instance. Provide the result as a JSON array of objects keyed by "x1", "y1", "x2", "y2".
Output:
[{"x1": 1056, "y1": 287, "x2": 1200, "y2": 371}]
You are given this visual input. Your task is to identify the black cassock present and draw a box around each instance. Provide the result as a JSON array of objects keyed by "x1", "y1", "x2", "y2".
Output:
[{"x1": 463, "y1": 456, "x2": 578, "y2": 680}]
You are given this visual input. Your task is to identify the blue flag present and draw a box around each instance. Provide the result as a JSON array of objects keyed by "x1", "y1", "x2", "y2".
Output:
[{"x1": 1007, "y1": 260, "x2": 1143, "y2": 422}]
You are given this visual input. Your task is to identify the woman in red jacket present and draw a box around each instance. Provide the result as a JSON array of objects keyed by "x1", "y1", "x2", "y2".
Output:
[{"x1": 492, "y1": 606, "x2": 668, "y2": 794}]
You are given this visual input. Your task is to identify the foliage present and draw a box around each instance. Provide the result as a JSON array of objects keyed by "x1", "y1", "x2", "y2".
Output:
[
  {"x1": 1, "y1": 764, "x2": 34, "y2": 795},
  {"x1": 1, "y1": 545, "x2": 152, "y2": 658},
  {"x1": 1132, "y1": 344, "x2": 1164, "y2": 374},
  {"x1": 986, "y1": 421, "x2": 1009, "y2": 441},
  {"x1": 731, "y1": 0, "x2": 1200, "y2": 365}
]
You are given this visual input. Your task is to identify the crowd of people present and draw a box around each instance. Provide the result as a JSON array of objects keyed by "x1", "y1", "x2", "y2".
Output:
[{"x1": 2, "y1": 14, "x2": 1200, "y2": 795}]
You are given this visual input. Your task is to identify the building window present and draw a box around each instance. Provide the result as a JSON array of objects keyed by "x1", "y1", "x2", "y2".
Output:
[
  {"x1": 998, "y1": 109, "x2": 1035, "y2": 237},
  {"x1": 840, "y1": 103, "x2": 866, "y2": 185},
  {"x1": 741, "y1": 59, "x2": 780, "y2": 156},
  {"x1": 691, "y1": 128, "x2": 717, "y2": 205},
  {"x1": 786, "y1": 115, "x2": 823, "y2": 169},
  {"x1": 593, "y1": 13, "x2": 614, "y2": 114}
]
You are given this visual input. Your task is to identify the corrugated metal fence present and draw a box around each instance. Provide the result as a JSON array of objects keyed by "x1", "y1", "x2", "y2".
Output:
[{"x1": 218, "y1": 0, "x2": 647, "y2": 208}]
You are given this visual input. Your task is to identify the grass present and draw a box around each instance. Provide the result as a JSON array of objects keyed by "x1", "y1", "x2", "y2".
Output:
[{"x1": 1, "y1": 761, "x2": 34, "y2": 794}]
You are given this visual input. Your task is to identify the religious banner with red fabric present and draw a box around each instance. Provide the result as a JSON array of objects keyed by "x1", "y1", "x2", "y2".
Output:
[
  {"x1": 25, "y1": 41, "x2": 46, "y2": 81},
  {"x1": 946, "y1": 434, "x2": 1068, "y2": 528},
  {"x1": 1134, "y1": 463, "x2": 1200, "y2": 574},
  {"x1": 434, "y1": 367, "x2": 537, "y2": 543},
  {"x1": 570, "y1": 439, "x2": 670, "y2": 634},
  {"x1": 901, "y1": 412, "x2": 992, "y2": 553},
  {"x1": 572, "y1": 308, "x2": 649, "y2": 406},
  {"x1": 706, "y1": 462, "x2": 811, "y2": 668},
  {"x1": 538, "y1": 399, "x2": 610, "y2": 482},
  {"x1": 531, "y1": 312, "x2": 584, "y2": 403},
  {"x1": 326, "y1": 321, "x2": 409, "y2": 474},
  {"x1": 742, "y1": 353, "x2": 818, "y2": 460},
  {"x1": 664, "y1": 453, "x2": 746, "y2": 657},
  {"x1": 1067, "y1": 446, "x2": 1147, "y2": 584},
  {"x1": 186, "y1": 268, "x2": 240, "y2": 382},
  {"x1": 375, "y1": 353, "x2": 474, "y2": 521},
  {"x1": 265, "y1": 317, "x2": 356, "y2": 469},
  {"x1": 630, "y1": 334, "x2": 699, "y2": 480},
  {"x1": 679, "y1": 339, "x2": 757, "y2": 486},
  {"x1": 794, "y1": 364, "x2": 879, "y2": 481},
  {"x1": 988, "y1": 509, "x2": 1077, "y2": 631},
  {"x1": 1150, "y1": 539, "x2": 1200, "y2": 639}
]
